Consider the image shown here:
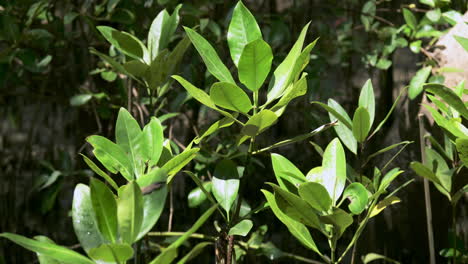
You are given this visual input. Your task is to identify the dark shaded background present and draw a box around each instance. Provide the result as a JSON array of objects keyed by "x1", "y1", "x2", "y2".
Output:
[{"x1": 1, "y1": 0, "x2": 467, "y2": 263}]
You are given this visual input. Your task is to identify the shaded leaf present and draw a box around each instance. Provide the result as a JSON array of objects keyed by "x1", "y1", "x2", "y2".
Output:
[
  {"x1": 425, "y1": 83, "x2": 468, "y2": 119},
  {"x1": 241, "y1": 110, "x2": 277, "y2": 136},
  {"x1": 352, "y1": 106, "x2": 371, "y2": 142},
  {"x1": 164, "y1": 148, "x2": 200, "y2": 184},
  {"x1": 298, "y1": 182, "x2": 331, "y2": 212}
]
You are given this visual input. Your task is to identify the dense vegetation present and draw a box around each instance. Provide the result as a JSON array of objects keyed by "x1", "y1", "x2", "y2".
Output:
[{"x1": 1, "y1": 0, "x2": 467, "y2": 263}]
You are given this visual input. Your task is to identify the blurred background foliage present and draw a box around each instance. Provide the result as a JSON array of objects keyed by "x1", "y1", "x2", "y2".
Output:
[{"x1": 1, "y1": 0, "x2": 467, "y2": 263}]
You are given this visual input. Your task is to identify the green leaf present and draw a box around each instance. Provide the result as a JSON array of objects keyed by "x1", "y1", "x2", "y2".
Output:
[
  {"x1": 408, "y1": 66, "x2": 432, "y2": 99},
  {"x1": 34, "y1": 236, "x2": 61, "y2": 264},
  {"x1": 137, "y1": 171, "x2": 168, "y2": 240},
  {"x1": 184, "y1": 27, "x2": 235, "y2": 83},
  {"x1": 241, "y1": 110, "x2": 278, "y2": 136},
  {"x1": 271, "y1": 153, "x2": 306, "y2": 191},
  {"x1": 456, "y1": 138, "x2": 468, "y2": 167},
  {"x1": 90, "y1": 178, "x2": 118, "y2": 243},
  {"x1": 454, "y1": 35, "x2": 468, "y2": 53},
  {"x1": 419, "y1": 0, "x2": 435, "y2": 7},
  {"x1": 72, "y1": 184, "x2": 105, "y2": 253},
  {"x1": 123, "y1": 60, "x2": 148, "y2": 78},
  {"x1": 366, "y1": 141, "x2": 412, "y2": 163},
  {"x1": 88, "y1": 243, "x2": 134, "y2": 263},
  {"x1": 342, "y1": 183, "x2": 368, "y2": 214},
  {"x1": 86, "y1": 135, "x2": 134, "y2": 181},
  {"x1": 426, "y1": 8, "x2": 441, "y2": 22},
  {"x1": 188, "y1": 182, "x2": 212, "y2": 208},
  {"x1": 142, "y1": 117, "x2": 164, "y2": 166},
  {"x1": 164, "y1": 147, "x2": 200, "y2": 184},
  {"x1": 172, "y1": 75, "x2": 216, "y2": 108},
  {"x1": 118, "y1": 181, "x2": 144, "y2": 244},
  {"x1": 261, "y1": 190, "x2": 320, "y2": 254},
  {"x1": 97, "y1": 26, "x2": 148, "y2": 62},
  {"x1": 424, "y1": 83, "x2": 468, "y2": 119},
  {"x1": 176, "y1": 242, "x2": 212, "y2": 264},
  {"x1": 298, "y1": 182, "x2": 331, "y2": 212},
  {"x1": 369, "y1": 196, "x2": 401, "y2": 218},
  {"x1": 270, "y1": 73, "x2": 308, "y2": 115},
  {"x1": 402, "y1": 8, "x2": 418, "y2": 31},
  {"x1": 228, "y1": 220, "x2": 253, "y2": 236},
  {"x1": 227, "y1": 1, "x2": 262, "y2": 66},
  {"x1": 0, "y1": 233, "x2": 94, "y2": 264},
  {"x1": 453, "y1": 184, "x2": 468, "y2": 206},
  {"x1": 210, "y1": 82, "x2": 252, "y2": 113},
  {"x1": 425, "y1": 148, "x2": 452, "y2": 192},
  {"x1": 321, "y1": 138, "x2": 346, "y2": 204},
  {"x1": 410, "y1": 40, "x2": 422, "y2": 53},
  {"x1": 148, "y1": 6, "x2": 181, "y2": 61},
  {"x1": 320, "y1": 208, "x2": 353, "y2": 239},
  {"x1": 312, "y1": 101, "x2": 353, "y2": 129},
  {"x1": 358, "y1": 79, "x2": 375, "y2": 127},
  {"x1": 70, "y1": 94, "x2": 92, "y2": 106},
  {"x1": 443, "y1": 11, "x2": 463, "y2": 26},
  {"x1": 81, "y1": 154, "x2": 119, "y2": 191},
  {"x1": 410, "y1": 162, "x2": 442, "y2": 185},
  {"x1": 379, "y1": 168, "x2": 404, "y2": 192},
  {"x1": 116, "y1": 107, "x2": 144, "y2": 178},
  {"x1": 89, "y1": 48, "x2": 135, "y2": 80},
  {"x1": 150, "y1": 205, "x2": 217, "y2": 264},
  {"x1": 327, "y1": 99, "x2": 357, "y2": 154},
  {"x1": 238, "y1": 39, "x2": 273, "y2": 91},
  {"x1": 362, "y1": 252, "x2": 401, "y2": 263},
  {"x1": 194, "y1": 115, "x2": 237, "y2": 144},
  {"x1": 212, "y1": 159, "x2": 240, "y2": 216},
  {"x1": 352, "y1": 106, "x2": 371, "y2": 142},
  {"x1": 361, "y1": 1, "x2": 376, "y2": 31},
  {"x1": 268, "y1": 183, "x2": 321, "y2": 230},
  {"x1": 369, "y1": 87, "x2": 406, "y2": 138},
  {"x1": 267, "y1": 22, "x2": 310, "y2": 103}
]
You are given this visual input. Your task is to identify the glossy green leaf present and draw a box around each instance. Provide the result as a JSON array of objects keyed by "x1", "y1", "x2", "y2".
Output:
[
  {"x1": 327, "y1": 99, "x2": 356, "y2": 154},
  {"x1": 176, "y1": 242, "x2": 212, "y2": 264},
  {"x1": 228, "y1": 220, "x2": 253, "y2": 236},
  {"x1": 369, "y1": 196, "x2": 401, "y2": 218},
  {"x1": 410, "y1": 162, "x2": 442, "y2": 185},
  {"x1": 116, "y1": 107, "x2": 143, "y2": 178},
  {"x1": 425, "y1": 148, "x2": 452, "y2": 192},
  {"x1": 268, "y1": 183, "x2": 321, "y2": 230},
  {"x1": 298, "y1": 182, "x2": 331, "y2": 212},
  {"x1": 426, "y1": 8, "x2": 441, "y2": 22},
  {"x1": 188, "y1": 182, "x2": 212, "y2": 208},
  {"x1": 343, "y1": 183, "x2": 368, "y2": 214},
  {"x1": 118, "y1": 181, "x2": 144, "y2": 244},
  {"x1": 86, "y1": 135, "x2": 133, "y2": 181},
  {"x1": 90, "y1": 178, "x2": 118, "y2": 243},
  {"x1": 410, "y1": 40, "x2": 422, "y2": 53},
  {"x1": 81, "y1": 154, "x2": 118, "y2": 191},
  {"x1": 70, "y1": 94, "x2": 92, "y2": 106},
  {"x1": 238, "y1": 39, "x2": 273, "y2": 91},
  {"x1": 150, "y1": 205, "x2": 217, "y2": 264},
  {"x1": 362, "y1": 252, "x2": 401, "y2": 263},
  {"x1": 0, "y1": 233, "x2": 94, "y2": 264},
  {"x1": 267, "y1": 22, "x2": 310, "y2": 103},
  {"x1": 425, "y1": 83, "x2": 468, "y2": 119},
  {"x1": 320, "y1": 208, "x2": 353, "y2": 239},
  {"x1": 271, "y1": 153, "x2": 306, "y2": 191},
  {"x1": 227, "y1": 1, "x2": 262, "y2": 65},
  {"x1": 72, "y1": 184, "x2": 105, "y2": 253},
  {"x1": 97, "y1": 26, "x2": 148, "y2": 62},
  {"x1": 172, "y1": 75, "x2": 216, "y2": 108},
  {"x1": 352, "y1": 106, "x2": 371, "y2": 143},
  {"x1": 402, "y1": 8, "x2": 418, "y2": 31},
  {"x1": 379, "y1": 168, "x2": 404, "y2": 192},
  {"x1": 241, "y1": 110, "x2": 278, "y2": 136},
  {"x1": 271, "y1": 73, "x2": 307, "y2": 115},
  {"x1": 148, "y1": 6, "x2": 181, "y2": 61},
  {"x1": 164, "y1": 147, "x2": 200, "y2": 184},
  {"x1": 358, "y1": 79, "x2": 375, "y2": 127},
  {"x1": 184, "y1": 27, "x2": 235, "y2": 83},
  {"x1": 454, "y1": 35, "x2": 468, "y2": 52},
  {"x1": 142, "y1": 117, "x2": 164, "y2": 166},
  {"x1": 313, "y1": 101, "x2": 353, "y2": 129},
  {"x1": 290, "y1": 40, "x2": 317, "y2": 82},
  {"x1": 210, "y1": 82, "x2": 252, "y2": 113},
  {"x1": 261, "y1": 190, "x2": 320, "y2": 254},
  {"x1": 408, "y1": 66, "x2": 432, "y2": 99},
  {"x1": 137, "y1": 171, "x2": 168, "y2": 240},
  {"x1": 321, "y1": 138, "x2": 346, "y2": 204},
  {"x1": 88, "y1": 243, "x2": 133, "y2": 263},
  {"x1": 34, "y1": 236, "x2": 61, "y2": 264},
  {"x1": 456, "y1": 138, "x2": 468, "y2": 167},
  {"x1": 212, "y1": 159, "x2": 239, "y2": 216},
  {"x1": 194, "y1": 115, "x2": 237, "y2": 144}
]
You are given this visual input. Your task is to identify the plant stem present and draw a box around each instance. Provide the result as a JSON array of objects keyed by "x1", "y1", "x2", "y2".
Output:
[
  {"x1": 419, "y1": 114, "x2": 436, "y2": 264},
  {"x1": 329, "y1": 238, "x2": 335, "y2": 263},
  {"x1": 253, "y1": 91, "x2": 259, "y2": 115}
]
